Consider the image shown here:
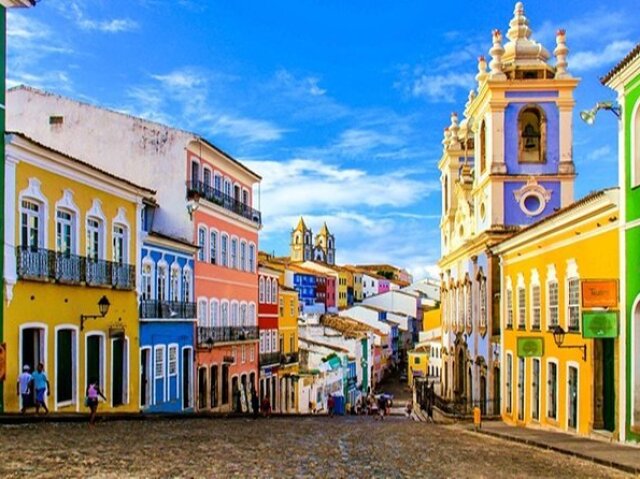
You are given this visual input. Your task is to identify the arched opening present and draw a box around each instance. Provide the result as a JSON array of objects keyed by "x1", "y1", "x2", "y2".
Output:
[
  {"x1": 518, "y1": 106, "x2": 546, "y2": 163},
  {"x1": 479, "y1": 120, "x2": 487, "y2": 174},
  {"x1": 443, "y1": 175, "x2": 449, "y2": 213},
  {"x1": 634, "y1": 297, "x2": 640, "y2": 425},
  {"x1": 632, "y1": 99, "x2": 640, "y2": 187}
]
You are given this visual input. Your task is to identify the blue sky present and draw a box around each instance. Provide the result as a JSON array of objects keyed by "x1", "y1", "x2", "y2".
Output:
[{"x1": 7, "y1": 0, "x2": 638, "y2": 279}]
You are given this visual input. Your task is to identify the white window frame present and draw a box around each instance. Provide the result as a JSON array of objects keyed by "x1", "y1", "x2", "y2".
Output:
[
  {"x1": 249, "y1": 243, "x2": 256, "y2": 272},
  {"x1": 505, "y1": 351, "x2": 513, "y2": 414},
  {"x1": 221, "y1": 234, "x2": 229, "y2": 267},
  {"x1": 154, "y1": 345, "x2": 166, "y2": 402},
  {"x1": 182, "y1": 266, "x2": 192, "y2": 303},
  {"x1": 546, "y1": 358, "x2": 558, "y2": 420},
  {"x1": 168, "y1": 344, "x2": 179, "y2": 377},
  {"x1": 141, "y1": 259, "x2": 154, "y2": 300},
  {"x1": 546, "y1": 264, "x2": 558, "y2": 330},
  {"x1": 517, "y1": 275, "x2": 526, "y2": 330},
  {"x1": 112, "y1": 221, "x2": 129, "y2": 264},
  {"x1": 240, "y1": 240, "x2": 247, "y2": 271},
  {"x1": 197, "y1": 226, "x2": 207, "y2": 262},
  {"x1": 210, "y1": 299, "x2": 219, "y2": 327},
  {"x1": 170, "y1": 264, "x2": 181, "y2": 302},
  {"x1": 19, "y1": 178, "x2": 49, "y2": 249},
  {"x1": 271, "y1": 279, "x2": 278, "y2": 305},
  {"x1": 259, "y1": 277, "x2": 265, "y2": 303},
  {"x1": 505, "y1": 278, "x2": 513, "y2": 329},
  {"x1": 266, "y1": 278, "x2": 272, "y2": 304},
  {"x1": 566, "y1": 260, "x2": 580, "y2": 332},
  {"x1": 210, "y1": 229, "x2": 218, "y2": 265},
  {"x1": 56, "y1": 208, "x2": 75, "y2": 255},
  {"x1": 197, "y1": 298, "x2": 208, "y2": 328},
  {"x1": 157, "y1": 261, "x2": 168, "y2": 302},
  {"x1": 86, "y1": 217, "x2": 104, "y2": 261}
]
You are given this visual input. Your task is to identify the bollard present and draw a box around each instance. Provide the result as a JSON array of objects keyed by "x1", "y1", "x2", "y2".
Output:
[{"x1": 473, "y1": 406, "x2": 481, "y2": 431}]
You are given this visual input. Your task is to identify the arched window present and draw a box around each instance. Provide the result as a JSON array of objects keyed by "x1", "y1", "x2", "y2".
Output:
[
  {"x1": 86, "y1": 217, "x2": 104, "y2": 261},
  {"x1": 221, "y1": 234, "x2": 229, "y2": 267},
  {"x1": 231, "y1": 302, "x2": 238, "y2": 327},
  {"x1": 240, "y1": 240, "x2": 247, "y2": 271},
  {"x1": 112, "y1": 224, "x2": 128, "y2": 264},
  {"x1": 259, "y1": 277, "x2": 265, "y2": 303},
  {"x1": 266, "y1": 278, "x2": 272, "y2": 304},
  {"x1": 197, "y1": 227, "x2": 207, "y2": 262},
  {"x1": 141, "y1": 261, "x2": 154, "y2": 300},
  {"x1": 249, "y1": 303, "x2": 256, "y2": 326},
  {"x1": 210, "y1": 230, "x2": 218, "y2": 265},
  {"x1": 197, "y1": 299, "x2": 208, "y2": 327},
  {"x1": 157, "y1": 263, "x2": 168, "y2": 302},
  {"x1": 170, "y1": 264, "x2": 181, "y2": 302},
  {"x1": 271, "y1": 279, "x2": 278, "y2": 304},
  {"x1": 210, "y1": 299, "x2": 219, "y2": 327},
  {"x1": 56, "y1": 209, "x2": 75, "y2": 255},
  {"x1": 249, "y1": 243, "x2": 256, "y2": 272},
  {"x1": 479, "y1": 120, "x2": 487, "y2": 174},
  {"x1": 221, "y1": 301, "x2": 229, "y2": 327},
  {"x1": 518, "y1": 106, "x2": 546, "y2": 163},
  {"x1": 182, "y1": 267, "x2": 192, "y2": 302},
  {"x1": 240, "y1": 302, "x2": 247, "y2": 326}
]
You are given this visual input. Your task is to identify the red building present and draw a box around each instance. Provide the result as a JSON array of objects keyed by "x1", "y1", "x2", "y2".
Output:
[
  {"x1": 189, "y1": 140, "x2": 261, "y2": 413},
  {"x1": 326, "y1": 276, "x2": 336, "y2": 311},
  {"x1": 258, "y1": 265, "x2": 280, "y2": 410}
]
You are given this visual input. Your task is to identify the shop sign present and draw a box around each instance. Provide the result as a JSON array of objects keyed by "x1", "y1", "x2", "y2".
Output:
[
  {"x1": 0, "y1": 343, "x2": 6, "y2": 381},
  {"x1": 517, "y1": 337, "x2": 543, "y2": 357},
  {"x1": 582, "y1": 311, "x2": 618, "y2": 338},
  {"x1": 582, "y1": 280, "x2": 618, "y2": 308}
]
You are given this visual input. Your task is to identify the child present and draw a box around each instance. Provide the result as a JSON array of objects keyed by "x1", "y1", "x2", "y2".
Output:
[{"x1": 86, "y1": 380, "x2": 107, "y2": 426}]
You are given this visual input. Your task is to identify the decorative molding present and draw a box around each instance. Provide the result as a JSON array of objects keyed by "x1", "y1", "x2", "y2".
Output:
[{"x1": 513, "y1": 177, "x2": 552, "y2": 217}]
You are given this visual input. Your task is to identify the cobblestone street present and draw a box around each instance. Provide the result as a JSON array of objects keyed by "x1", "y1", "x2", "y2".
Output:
[{"x1": 0, "y1": 417, "x2": 630, "y2": 478}]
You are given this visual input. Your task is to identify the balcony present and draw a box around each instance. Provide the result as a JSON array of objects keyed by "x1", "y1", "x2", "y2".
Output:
[
  {"x1": 197, "y1": 326, "x2": 259, "y2": 347},
  {"x1": 140, "y1": 300, "x2": 197, "y2": 319},
  {"x1": 280, "y1": 352, "x2": 299, "y2": 365},
  {"x1": 15, "y1": 247, "x2": 135, "y2": 290},
  {"x1": 259, "y1": 351, "x2": 281, "y2": 366},
  {"x1": 186, "y1": 181, "x2": 261, "y2": 226}
]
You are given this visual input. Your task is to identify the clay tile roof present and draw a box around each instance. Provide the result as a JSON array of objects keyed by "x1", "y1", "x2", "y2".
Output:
[{"x1": 601, "y1": 43, "x2": 640, "y2": 85}]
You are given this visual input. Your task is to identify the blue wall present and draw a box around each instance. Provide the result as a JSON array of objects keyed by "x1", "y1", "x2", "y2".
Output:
[{"x1": 503, "y1": 180, "x2": 562, "y2": 226}]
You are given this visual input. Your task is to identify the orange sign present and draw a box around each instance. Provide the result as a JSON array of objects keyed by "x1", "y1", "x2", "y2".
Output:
[
  {"x1": 0, "y1": 343, "x2": 6, "y2": 382},
  {"x1": 582, "y1": 280, "x2": 618, "y2": 308}
]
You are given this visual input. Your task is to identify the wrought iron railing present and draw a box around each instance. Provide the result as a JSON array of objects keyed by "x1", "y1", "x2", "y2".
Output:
[
  {"x1": 259, "y1": 351, "x2": 281, "y2": 366},
  {"x1": 139, "y1": 300, "x2": 196, "y2": 319},
  {"x1": 186, "y1": 181, "x2": 262, "y2": 226},
  {"x1": 15, "y1": 247, "x2": 135, "y2": 290},
  {"x1": 197, "y1": 326, "x2": 259, "y2": 347},
  {"x1": 280, "y1": 352, "x2": 299, "y2": 365}
]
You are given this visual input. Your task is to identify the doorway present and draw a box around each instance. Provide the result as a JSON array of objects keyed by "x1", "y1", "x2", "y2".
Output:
[
  {"x1": 56, "y1": 329, "x2": 74, "y2": 404},
  {"x1": 112, "y1": 337, "x2": 125, "y2": 407},
  {"x1": 198, "y1": 367, "x2": 207, "y2": 409},
  {"x1": 493, "y1": 367, "x2": 500, "y2": 416},
  {"x1": 480, "y1": 375, "x2": 487, "y2": 415},
  {"x1": 210, "y1": 365, "x2": 218, "y2": 408},
  {"x1": 517, "y1": 357, "x2": 525, "y2": 421},
  {"x1": 141, "y1": 348, "x2": 150, "y2": 408},
  {"x1": 86, "y1": 335, "x2": 103, "y2": 391},
  {"x1": 532, "y1": 358, "x2": 540, "y2": 421},
  {"x1": 568, "y1": 366, "x2": 578, "y2": 430},
  {"x1": 594, "y1": 339, "x2": 615, "y2": 432},
  {"x1": 182, "y1": 349, "x2": 191, "y2": 409}
]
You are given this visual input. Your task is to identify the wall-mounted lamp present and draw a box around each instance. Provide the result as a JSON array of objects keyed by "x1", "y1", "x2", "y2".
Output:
[
  {"x1": 580, "y1": 101, "x2": 621, "y2": 125},
  {"x1": 552, "y1": 325, "x2": 586, "y2": 361},
  {"x1": 186, "y1": 197, "x2": 200, "y2": 220},
  {"x1": 80, "y1": 295, "x2": 110, "y2": 331}
]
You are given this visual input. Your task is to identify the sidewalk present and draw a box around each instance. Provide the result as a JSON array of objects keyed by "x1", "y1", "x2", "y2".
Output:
[{"x1": 470, "y1": 421, "x2": 640, "y2": 475}]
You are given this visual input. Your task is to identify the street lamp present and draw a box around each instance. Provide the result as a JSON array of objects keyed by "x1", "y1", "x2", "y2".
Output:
[
  {"x1": 552, "y1": 325, "x2": 586, "y2": 361},
  {"x1": 80, "y1": 295, "x2": 111, "y2": 331},
  {"x1": 580, "y1": 101, "x2": 621, "y2": 125}
]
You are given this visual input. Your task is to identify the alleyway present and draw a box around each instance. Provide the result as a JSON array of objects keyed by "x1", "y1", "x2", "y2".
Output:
[{"x1": 0, "y1": 417, "x2": 629, "y2": 478}]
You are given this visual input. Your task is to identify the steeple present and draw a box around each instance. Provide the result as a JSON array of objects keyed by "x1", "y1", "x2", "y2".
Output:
[{"x1": 294, "y1": 216, "x2": 307, "y2": 233}]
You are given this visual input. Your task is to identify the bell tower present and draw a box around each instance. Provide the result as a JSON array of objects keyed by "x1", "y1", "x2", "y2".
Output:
[
  {"x1": 290, "y1": 217, "x2": 312, "y2": 262},
  {"x1": 315, "y1": 222, "x2": 335, "y2": 265}
]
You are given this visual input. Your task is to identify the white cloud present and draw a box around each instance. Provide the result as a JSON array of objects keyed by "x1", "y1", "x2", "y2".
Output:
[
  {"x1": 69, "y1": 2, "x2": 139, "y2": 33},
  {"x1": 584, "y1": 145, "x2": 615, "y2": 163},
  {"x1": 411, "y1": 72, "x2": 475, "y2": 103},
  {"x1": 210, "y1": 115, "x2": 288, "y2": 143},
  {"x1": 571, "y1": 40, "x2": 636, "y2": 72},
  {"x1": 336, "y1": 128, "x2": 404, "y2": 155}
]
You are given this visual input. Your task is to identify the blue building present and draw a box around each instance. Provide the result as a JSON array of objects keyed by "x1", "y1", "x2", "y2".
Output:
[{"x1": 139, "y1": 231, "x2": 197, "y2": 413}]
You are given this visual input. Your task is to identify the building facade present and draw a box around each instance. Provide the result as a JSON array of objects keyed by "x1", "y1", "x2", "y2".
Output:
[
  {"x1": 278, "y1": 286, "x2": 300, "y2": 413},
  {"x1": 258, "y1": 265, "x2": 280, "y2": 410},
  {"x1": 438, "y1": 4, "x2": 577, "y2": 414},
  {"x1": 603, "y1": 44, "x2": 640, "y2": 443},
  {"x1": 3, "y1": 132, "x2": 152, "y2": 413}
]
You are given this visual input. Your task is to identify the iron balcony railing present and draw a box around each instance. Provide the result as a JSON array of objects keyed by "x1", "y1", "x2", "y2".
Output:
[
  {"x1": 197, "y1": 326, "x2": 259, "y2": 347},
  {"x1": 259, "y1": 351, "x2": 281, "y2": 366},
  {"x1": 139, "y1": 300, "x2": 197, "y2": 319},
  {"x1": 280, "y1": 351, "x2": 299, "y2": 365},
  {"x1": 186, "y1": 180, "x2": 262, "y2": 226},
  {"x1": 16, "y1": 246, "x2": 135, "y2": 290}
]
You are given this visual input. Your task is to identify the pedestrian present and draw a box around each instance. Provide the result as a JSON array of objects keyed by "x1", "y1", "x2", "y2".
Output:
[
  {"x1": 251, "y1": 391, "x2": 260, "y2": 420},
  {"x1": 405, "y1": 401, "x2": 413, "y2": 418},
  {"x1": 355, "y1": 396, "x2": 362, "y2": 415},
  {"x1": 17, "y1": 365, "x2": 32, "y2": 414},
  {"x1": 385, "y1": 397, "x2": 391, "y2": 416},
  {"x1": 86, "y1": 379, "x2": 107, "y2": 426},
  {"x1": 327, "y1": 394, "x2": 335, "y2": 418},
  {"x1": 31, "y1": 363, "x2": 50, "y2": 415},
  {"x1": 261, "y1": 395, "x2": 271, "y2": 418},
  {"x1": 376, "y1": 395, "x2": 386, "y2": 421}
]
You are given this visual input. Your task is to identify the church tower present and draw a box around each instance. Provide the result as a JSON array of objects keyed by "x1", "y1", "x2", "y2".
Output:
[
  {"x1": 314, "y1": 222, "x2": 336, "y2": 265},
  {"x1": 290, "y1": 217, "x2": 312, "y2": 262}
]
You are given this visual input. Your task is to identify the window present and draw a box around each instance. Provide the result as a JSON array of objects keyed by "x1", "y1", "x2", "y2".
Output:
[
  {"x1": 568, "y1": 278, "x2": 580, "y2": 331},
  {"x1": 230, "y1": 238, "x2": 238, "y2": 269},
  {"x1": 250, "y1": 347, "x2": 255, "y2": 362},
  {"x1": 241, "y1": 345, "x2": 246, "y2": 364},
  {"x1": 86, "y1": 218, "x2": 102, "y2": 261},
  {"x1": 517, "y1": 357, "x2": 525, "y2": 420},
  {"x1": 198, "y1": 227, "x2": 206, "y2": 262},
  {"x1": 531, "y1": 284, "x2": 541, "y2": 330},
  {"x1": 155, "y1": 346, "x2": 165, "y2": 379},
  {"x1": 170, "y1": 266, "x2": 180, "y2": 302},
  {"x1": 21, "y1": 200, "x2": 42, "y2": 248},
  {"x1": 214, "y1": 173, "x2": 222, "y2": 192},
  {"x1": 221, "y1": 302, "x2": 229, "y2": 327},
  {"x1": 242, "y1": 189, "x2": 249, "y2": 205},
  {"x1": 157, "y1": 264, "x2": 168, "y2": 302},
  {"x1": 231, "y1": 302, "x2": 238, "y2": 327},
  {"x1": 240, "y1": 241, "x2": 246, "y2": 271},
  {"x1": 271, "y1": 330, "x2": 277, "y2": 351},
  {"x1": 191, "y1": 160, "x2": 199, "y2": 185},
  {"x1": 182, "y1": 269, "x2": 192, "y2": 302},
  {"x1": 518, "y1": 106, "x2": 546, "y2": 163},
  {"x1": 56, "y1": 210, "x2": 74, "y2": 254},
  {"x1": 479, "y1": 120, "x2": 487, "y2": 174},
  {"x1": 506, "y1": 353, "x2": 513, "y2": 414},
  {"x1": 532, "y1": 358, "x2": 540, "y2": 421},
  {"x1": 112, "y1": 225, "x2": 127, "y2": 264},
  {"x1": 547, "y1": 281, "x2": 559, "y2": 329},
  {"x1": 506, "y1": 287, "x2": 513, "y2": 329},
  {"x1": 266, "y1": 278, "x2": 272, "y2": 304},
  {"x1": 168, "y1": 345, "x2": 178, "y2": 376},
  {"x1": 203, "y1": 168, "x2": 211, "y2": 187},
  {"x1": 210, "y1": 299, "x2": 219, "y2": 327},
  {"x1": 198, "y1": 299, "x2": 208, "y2": 327},
  {"x1": 465, "y1": 283, "x2": 472, "y2": 331},
  {"x1": 479, "y1": 278, "x2": 487, "y2": 329},
  {"x1": 249, "y1": 244, "x2": 255, "y2": 272},
  {"x1": 259, "y1": 277, "x2": 265, "y2": 303},
  {"x1": 289, "y1": 335, "x2": 294, "y2": 353},
  {"x1": 279, "y1": 298, "x2": 284, "y2": 316},
  {"x1": 221, "y1": 235, "x2": 228, "y2": 267},
  {"x1": 249, "y1": 303, "x2": 255, "y2": 326},
  {"x1": 141, "y1": 263, "x2": 153, "y2": 300},
  {"x1": 457, "y1": 287, "x2": 465, "y2": 330},
  {"x1": 272, "y1": 280, "x2": 278, "y2": 305},
  {"x1": 517, "y1": 287, "x2": 526, "y2": 330},
  {"x1": 224, "y1": 179, "x2": 232, "y2": 198},
  {"x1": 240, "y1": 303, "x2": 247, "y2": 326},
  {"x1": 547, "y1": 361, "x2": 557, "y2": 420},
  {"x1": 260, "y1": 331, "x2": 266, "y2": 353},
  {"x1": 210, "y1": 230, "x2": 217, "y2": 265}
]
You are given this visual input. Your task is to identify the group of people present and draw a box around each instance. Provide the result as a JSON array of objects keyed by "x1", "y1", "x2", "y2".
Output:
[
  {"x1": 250, "y1": 392, "x2": 273, "y2": 419},
  {"x1": 352, "y1": 393, "x2": 392, "y2": 420},
  {"x1": 17, "y1": 363, "x2": 106, "y2": 425}
]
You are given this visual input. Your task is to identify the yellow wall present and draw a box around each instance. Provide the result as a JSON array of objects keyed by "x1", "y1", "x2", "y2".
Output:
[
  {"x1": 500, "y1": 205, "x2": 619, "y2": 437},
  {"x1": 423, "y1": 308, "x2": 441, "y2": 333},
  {"x1": 278, "y1": 290, "x2": 299, "y2": 356},
  {"x1": 352, "y1": 272, "x2": 363, "y2": 302},
  {"x1": 4, "y1": 158, "x2": 141, "y2": 413},
  {"x1": 408, "y1": 350, "x2": 429, "y2": 385},
  {"x1": 337, "y1": 271, "x2": 349, "y2": 309}
]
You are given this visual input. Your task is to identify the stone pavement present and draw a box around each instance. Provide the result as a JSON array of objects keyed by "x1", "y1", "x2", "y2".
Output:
[
  {"x1": 0, "y1": 416, "x2": 631, "y2": 478},
  {"x1": 472, "y1": 421, "x2": 640, "y2": 475}
]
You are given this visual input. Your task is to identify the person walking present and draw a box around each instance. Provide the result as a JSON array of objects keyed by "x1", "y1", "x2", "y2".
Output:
[
  {"x1": 426, "y1": 382, "x2": 435, "y2": 423},
  {"x1": 31, "y1": 363, "x2": 50, "y2": 415},
  {"x1": 17, "y1": 365, "x2": 32, "y2": 414},
  {"x1": 251, "y1": 391, "x2": 260, "y2": 420},
  {"x1": 261, "y1": 395, "x2": 271, "y2": 418},
  {"x1": 327, "y1": 394, "x2": 335, "y2": 418},
  {"x1": 86, "y1": 379, "x2": 107, "y2": 426},
  {"x1": 376, "y1": 395, "x2": 386, "y2": 421}
]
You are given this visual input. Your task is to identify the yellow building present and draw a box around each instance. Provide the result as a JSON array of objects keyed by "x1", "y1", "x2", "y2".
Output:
[
  {"x1": 336, "y1": 268, "x2": 350, "y2": 309},
  {"x1": 423, "y1": 308, "x2": 441, "y2": 333},
  {"x1": 278, "y1": 285, "x2": 300, "y2": 412},
  {"x1": 493, "y1": 189, "x2": 620, "y2": 438},
  {"x1": 408, "y1": 345, "x2": 429, "y2": 385},
  {"x1": 3, "y1": 133, "x2": 153, "y2": 413}
]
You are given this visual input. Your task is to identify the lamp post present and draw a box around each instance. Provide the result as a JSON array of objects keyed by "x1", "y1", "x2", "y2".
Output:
[
  {"x1": 580, "y1": 101, "x2": 621, "y2": 125},
  {"x1": 80, "y1": 295, "x2": 111, "y2": 331},
  {"x1": 552, "y1": 325, "x2": 586, "y2": 361}
]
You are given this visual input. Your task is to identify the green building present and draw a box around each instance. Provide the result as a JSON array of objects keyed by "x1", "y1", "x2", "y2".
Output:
[{"x1": 603, "y1": 43, "x2": 640, "y2": 443}]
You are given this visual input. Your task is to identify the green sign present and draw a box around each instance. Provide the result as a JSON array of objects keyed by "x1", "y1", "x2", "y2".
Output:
[
  {"x1": 582, "y1": 311, "x2": 618, "y2": 338},
  {"x1": 517, "y1": 337, "x2": 543, "y2": 357}
]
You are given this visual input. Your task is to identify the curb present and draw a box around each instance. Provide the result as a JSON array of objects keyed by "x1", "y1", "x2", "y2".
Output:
[{"x1": 471, "y1": 428, "x2": 640, "y2": 475}]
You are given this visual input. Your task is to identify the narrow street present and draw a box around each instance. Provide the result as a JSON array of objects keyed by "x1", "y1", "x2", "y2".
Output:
[{"x1": 0, "y1": 417, "x2": 629, "y2": 478}]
